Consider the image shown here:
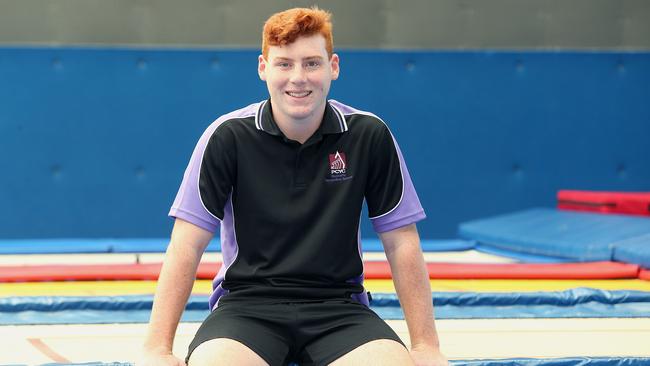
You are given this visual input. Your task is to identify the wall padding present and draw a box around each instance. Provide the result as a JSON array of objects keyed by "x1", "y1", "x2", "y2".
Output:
[{"x1": 0, "y1": 47, "x2": 649, "y2": 238}]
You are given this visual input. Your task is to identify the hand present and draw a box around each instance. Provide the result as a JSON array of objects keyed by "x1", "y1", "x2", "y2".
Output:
[
  {"x1": 137, "y1": 349, "x2": 186, "y2": 366},
  {"x1": 410, "y1": 343, "x2": 449, "y2": 366}
]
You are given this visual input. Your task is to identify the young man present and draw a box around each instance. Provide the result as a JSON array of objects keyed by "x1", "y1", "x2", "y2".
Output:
[{"x1": 140, "y1": 7, "x2": 447, "y2": 366}]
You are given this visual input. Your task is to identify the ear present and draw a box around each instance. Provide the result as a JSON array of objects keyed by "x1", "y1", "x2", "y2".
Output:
[
  {"x1": 258, "y1": 55, "x2": 267, "y2": 81},
  {"x1": 330, "y1": 54, "x2": 340, "y2": 80}
]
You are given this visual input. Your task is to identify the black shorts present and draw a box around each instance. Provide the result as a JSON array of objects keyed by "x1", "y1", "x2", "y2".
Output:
[{"x1": 186, "y1": 296, "x2": 404, "y2": 366}]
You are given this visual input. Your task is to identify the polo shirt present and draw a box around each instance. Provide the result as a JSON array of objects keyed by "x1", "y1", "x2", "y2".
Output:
[{"x1": 170, "y1": 99, "x2": 425, "y2": 310}]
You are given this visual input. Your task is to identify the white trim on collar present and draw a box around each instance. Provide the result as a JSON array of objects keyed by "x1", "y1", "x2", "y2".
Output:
[
  {"x1": 254, "y1": 100, "x2": 267, "y2": 131},
  {"x1": 330, "y1": 103, "x2": 349, "y2": 132}
]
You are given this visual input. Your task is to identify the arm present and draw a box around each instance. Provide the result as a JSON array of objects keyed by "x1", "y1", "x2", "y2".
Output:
[
  {"x1": 379, "y1": 223, "x2": 448, "y2": 366},
  {"x1": 139, "y1": 218, "x2": 214, "y2": 366}
]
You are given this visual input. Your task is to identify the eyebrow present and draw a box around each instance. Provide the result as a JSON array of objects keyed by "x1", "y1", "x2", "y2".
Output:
[{"x1": 272, "y1": 56, "x2": 324, "y2": 62}]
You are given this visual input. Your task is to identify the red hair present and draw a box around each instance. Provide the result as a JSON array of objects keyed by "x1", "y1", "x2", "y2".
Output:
[{"x1": 262, "y1": 7, "x2": 333, "y2": 59}]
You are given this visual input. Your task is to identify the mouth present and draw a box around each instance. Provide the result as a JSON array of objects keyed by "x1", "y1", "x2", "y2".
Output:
[{"x1": 286, "y1": 91, "x2": 312, "y2": 98}]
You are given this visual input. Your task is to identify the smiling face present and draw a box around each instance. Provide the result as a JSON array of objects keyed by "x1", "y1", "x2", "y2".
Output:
[{"x1": 258, "y1": 34, "x2": 339, "y2": 127}]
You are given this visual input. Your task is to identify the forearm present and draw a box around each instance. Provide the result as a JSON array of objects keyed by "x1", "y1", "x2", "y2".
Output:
[
  {"x1": 383, "y1": 227, "x2": 441, "y2": 349},
  {"x1": 144, "y1": 221, "x2": 211, "y2": 353}
]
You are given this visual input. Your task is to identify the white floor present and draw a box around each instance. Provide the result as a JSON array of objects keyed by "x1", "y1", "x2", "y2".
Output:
[{"x1": 2, "y1": 318, "x2": 650, "y2": 365}]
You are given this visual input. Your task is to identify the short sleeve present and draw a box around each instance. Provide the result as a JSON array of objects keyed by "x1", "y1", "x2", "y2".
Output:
[
  {"x1": 169, "y1": 120, "x2": 236, "y2": 233},
  {"x1": 366, "y1": 125, "x2": 426, "y2": 233}
]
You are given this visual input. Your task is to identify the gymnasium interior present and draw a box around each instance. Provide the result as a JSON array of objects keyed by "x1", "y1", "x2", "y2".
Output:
[{"x1": 1, "y1": 1, "x2": 649, "y2": 365}]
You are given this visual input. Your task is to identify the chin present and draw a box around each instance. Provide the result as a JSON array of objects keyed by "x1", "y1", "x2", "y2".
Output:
[
  {"x1": 287, "y1": 107, "x2": 315, "y2": 119},
  {"x1": 288, "y1": 112, "x2": 314, "y2": 121}
]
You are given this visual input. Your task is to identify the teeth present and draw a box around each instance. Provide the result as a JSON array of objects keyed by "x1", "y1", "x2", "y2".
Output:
[{"x1": 287, "y1": 91, "x2": 311, "y2": 97}]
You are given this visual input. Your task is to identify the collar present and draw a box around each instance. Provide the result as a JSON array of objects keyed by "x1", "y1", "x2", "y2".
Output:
[{"x1": 254, "y1": 99, "x2": 348, "y2": 137}]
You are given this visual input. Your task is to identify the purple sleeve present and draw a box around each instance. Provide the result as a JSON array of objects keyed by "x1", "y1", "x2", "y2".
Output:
[
  {"x1": 370, "y1": 133, "x2": 426, "y2": 233},
  {"x1": 169, "y1": 121, "x2": 222, "y2": 233}
]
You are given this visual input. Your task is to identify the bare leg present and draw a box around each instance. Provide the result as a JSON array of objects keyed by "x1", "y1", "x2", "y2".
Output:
[
  {"x1": 188, "y1": 338, "x2": 269, "y2": 366},
  {"x1": 329, "y1": 339, "x2": 414, "y2": 366}
]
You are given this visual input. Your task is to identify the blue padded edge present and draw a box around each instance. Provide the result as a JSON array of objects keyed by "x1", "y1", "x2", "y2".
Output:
[
  {"x1": 18, "y1": 358, "x2": 650, "y2": 366},
  {"x1": 3, "y1": 289, "x2": 649, "y2": 312},
  {"x1": 459, "y1": 208, "x2": 650, "y2": 261},
  {"x1": 0, "y1": 238, "x2": 474, "y2": 254},
  {"x1": 474, "y1": 243, "x2": 570, "y2": 263},
  {"x1": 3, "y1": 289, "x2": 650, "y2": 325},
  {"x1": 5, "y1": 299, "x2": 649, "y2": 324},
  {"x1": 612, "y1": 233, "x2": 650, "y2": 269},
  {"x1": 452, "y1": 357, "x2": 650, "y2": 366},
  {"x1": 17, "y1": 358, "x2": 650, "y2": 366},
  {"x1": 3, "y1": 300, "x2": 650, "y2": 324}
]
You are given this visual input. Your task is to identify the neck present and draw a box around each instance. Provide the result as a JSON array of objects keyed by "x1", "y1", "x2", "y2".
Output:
[{"x1": 272, "y1": 103, "x2": 326, "y2": 144}]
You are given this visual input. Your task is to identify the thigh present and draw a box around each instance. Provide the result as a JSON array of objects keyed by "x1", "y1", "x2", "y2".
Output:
[
  {"x1": 328, "y1": 339, "x2": 413, "y2": 366},
  {"x1": 298, "y1": 301, "x2": 406, "y2": 366},
  {"x1": 188, "y1": 338, "x2": 270, "y2": 366},
  {"x1": 186, "y1": 301, "x2": 291, "y2": 366}
]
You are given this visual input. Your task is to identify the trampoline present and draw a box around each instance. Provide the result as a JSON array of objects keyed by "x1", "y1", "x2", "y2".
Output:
[
  {"x1": 1, "y1": 246, "x2": 650, "y2": 365},
  {"x1": 2, "y1": 209, "x2": 650, "y2": 365}
]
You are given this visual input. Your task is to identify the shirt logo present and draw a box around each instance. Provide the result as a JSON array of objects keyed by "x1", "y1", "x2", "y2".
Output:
[
  {"x1": 327, "y1": 151, "x2": 352, "y2": 182},
  {"x1": 329, "y1": 151, "x2": 347, "y2": 174}
]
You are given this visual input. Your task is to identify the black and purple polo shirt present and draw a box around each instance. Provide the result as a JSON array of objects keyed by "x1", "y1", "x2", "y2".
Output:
[{"x1": 169, "y1": 99, "x2": 425, "y2": 311}]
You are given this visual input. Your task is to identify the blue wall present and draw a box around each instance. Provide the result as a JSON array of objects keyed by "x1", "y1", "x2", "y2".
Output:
[{"x1": 1, "y1": 47, "x2": 649, "y2": 239}]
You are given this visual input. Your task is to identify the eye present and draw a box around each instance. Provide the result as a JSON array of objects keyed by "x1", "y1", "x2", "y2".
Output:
[
  {"x1": 276, "y1": 62, "x2": 292, "y2": 69},
  {"x1": 305, "y1": 60, "x2": 321, "y2": 69}
]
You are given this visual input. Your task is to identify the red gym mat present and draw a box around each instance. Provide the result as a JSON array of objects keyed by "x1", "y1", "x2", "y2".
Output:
[
  {"x1": 0, "y1": 261, "x2": 640, "y2": 282},
  {"x1": 639, "y1": 268, "x2": 650, "y2": 281},
  {"x1": 557, "y1": 190, "x2": 650, "y2": 216},
  {"x1": 365, "y1": 261, "x2": 639, "y2": 279}
]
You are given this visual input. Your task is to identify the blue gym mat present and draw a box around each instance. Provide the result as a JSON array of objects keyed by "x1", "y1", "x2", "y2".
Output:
[
  {"x1": 613, "y1": 233, "x2": 650, "y2": 269},
  {"x1": 473, "y1": 243, "x2": 569, "y2": 263},
  {"x1": 459, "y1": 208, "x2": 650, "y2": 263},
  {"x1": 0, "y1": 238, "x2": 474, "y2": 254},
  {"x1": 0, "y1": 238, "x2": 219, "y2": 254}
]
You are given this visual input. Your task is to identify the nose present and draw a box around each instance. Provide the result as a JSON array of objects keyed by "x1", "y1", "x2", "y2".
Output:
[{"x1": 289, "y1": 66, "x2": 307, "y2": 84}]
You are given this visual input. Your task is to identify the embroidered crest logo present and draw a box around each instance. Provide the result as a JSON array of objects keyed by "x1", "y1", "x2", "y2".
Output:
[
  {"x1": 327, "y1": 151, "x2": 352, "y2": 182},
  {"x1": 329, "y1": 151, "x2": 347, "y2": 174}
]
